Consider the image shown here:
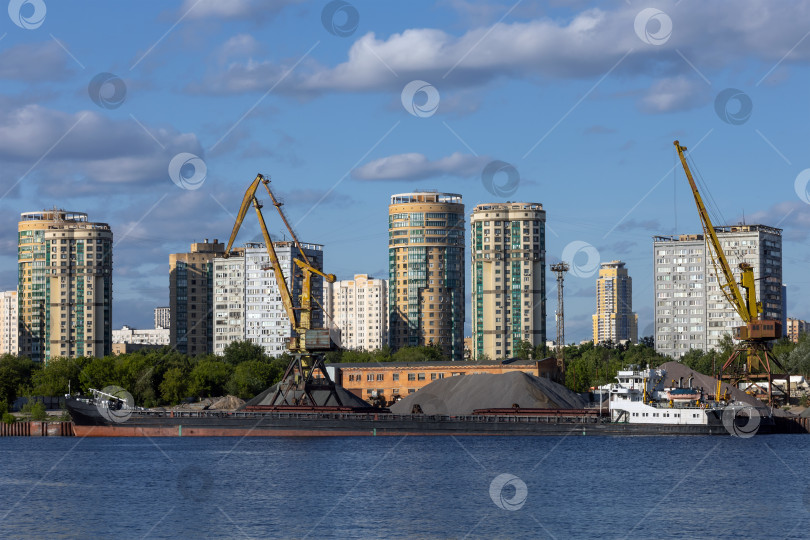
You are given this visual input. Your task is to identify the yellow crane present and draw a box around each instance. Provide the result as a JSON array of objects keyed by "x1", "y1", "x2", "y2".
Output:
[
  {"x1": 674, "y1": 141, "x2": 788, "y2": 405},
  {"x1": 223, "y1": 173, "x2": 343, "y2": 407}
]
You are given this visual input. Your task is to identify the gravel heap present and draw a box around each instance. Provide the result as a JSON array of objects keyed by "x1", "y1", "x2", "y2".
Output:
[
  {"x1": 241, "y1": 382, "x2": 372, "y2": 409},
  {"x1": 390, "y1": 371, "x2": 586, "y2": 415},
  {"x1": 169, "y1": 395, "x2": 246, "y2": 411}
]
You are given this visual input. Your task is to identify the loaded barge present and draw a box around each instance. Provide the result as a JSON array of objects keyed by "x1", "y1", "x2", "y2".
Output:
[{"x1": 64, "y1": 366, "x2": 799, "y2": 436}]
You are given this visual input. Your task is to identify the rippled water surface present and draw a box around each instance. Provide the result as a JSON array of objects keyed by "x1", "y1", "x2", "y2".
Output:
[{"x1": 1, "y1": 435, "x2": 809, "y2": 539}]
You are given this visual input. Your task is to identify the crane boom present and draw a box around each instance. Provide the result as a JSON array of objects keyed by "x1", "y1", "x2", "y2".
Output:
[
  {"x1": 673, "y1": 141, "x2": 755, "y2": 323},
  {"x1": 222, "y1": 173, "x2": 336, "y2": 353}
]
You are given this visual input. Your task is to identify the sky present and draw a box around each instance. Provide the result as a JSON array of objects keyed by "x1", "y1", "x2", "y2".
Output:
[{"x1": 1, "y1": 0, "x2": 809, "y2": 344}]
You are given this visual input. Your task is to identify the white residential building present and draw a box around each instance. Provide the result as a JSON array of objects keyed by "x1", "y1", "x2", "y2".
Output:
[
  {"x1": 112, "y1": 325, "x2": 169, "y2": 346},
  {"x1": 213, "y1": 253, "x2": 246, "y2": 355},
  {"x1": 0, "y1": 291, "x2": 18, "y2": 355},
  {"x1": 154, "y1": 307, "x2": 170, "y2": 329},
  {"x1": 653, "y1": 225, "x2": 782, "y2": 359},
  {"x1": 325, "y1": 274, "x2": 388, "y2": 351}
]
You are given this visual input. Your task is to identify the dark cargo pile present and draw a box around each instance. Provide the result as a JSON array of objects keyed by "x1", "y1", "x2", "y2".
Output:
[
  {"x1": 389, "y1": 371, "x2": 586, "y2": 415},
  {"x1": 240, "y1": 382, "x2": 372, "y2": 410}
]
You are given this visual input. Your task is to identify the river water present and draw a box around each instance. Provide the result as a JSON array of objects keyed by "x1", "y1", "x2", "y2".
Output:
[{"x1": 1, "y1": 435, "x2": 808, "y2": 539}]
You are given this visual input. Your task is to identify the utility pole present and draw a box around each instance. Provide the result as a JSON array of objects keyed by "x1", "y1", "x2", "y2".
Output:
[{"x1": 551, "y1": 262, "x2": 569, "y2": 373}]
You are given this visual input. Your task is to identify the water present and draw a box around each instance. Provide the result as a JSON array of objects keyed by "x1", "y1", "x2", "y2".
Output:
[{"x1": 1, "y1": 435, "x2": 809, "y2": 539}]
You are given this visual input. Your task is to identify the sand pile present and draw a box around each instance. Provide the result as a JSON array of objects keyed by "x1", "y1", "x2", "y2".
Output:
[
  {"x1": 207, "y1": 395, "x2": 245, "y2": 410},
  {"x1": 389, "y1": 372, "x2": 586, "y2": 415},
  {"x1": 241, "y1": 382, "x2": 372, "y2": 409}
]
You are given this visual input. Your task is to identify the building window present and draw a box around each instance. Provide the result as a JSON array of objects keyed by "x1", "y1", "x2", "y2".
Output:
[
  {"x1": 417, "y1": 373, "x2": 425, "y2": 381},
  {"x1": 408, "y1": 373, "x2": 415, "y2": 381},
  {"x1": 393, "y1": 373, "x2": 399, "y2": 381}
]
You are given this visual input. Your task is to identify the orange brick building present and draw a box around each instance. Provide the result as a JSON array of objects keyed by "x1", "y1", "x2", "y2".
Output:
[{"x1": 324, "y1": 359, "x2": 561, "y2": 405}]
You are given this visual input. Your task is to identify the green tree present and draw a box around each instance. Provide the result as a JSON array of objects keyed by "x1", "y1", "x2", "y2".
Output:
[
  {"x1": 159, "y1": 366, "x2": 189, "y2": 404},
  {"x1": 31, "y1": 357, "x2": 88, "y2": 396},
  {"x1": 226, "y1": 360, "x2": 279, "y2": 398},
  {"x1": 21, "y1": 399, "x2": 48, "y2": 421},
  {"x1": 514, "y1": 340, "x2": 534, "y2": 360},
  {"x1": 0, "y1": 355, "x2": 37, "y2": 405},
  {"x1": 221, "y1": 340, "x2": 269, "y2": 365},
  {"x1": 188, "y1": 359, "x2": 234, "y2": 397}
]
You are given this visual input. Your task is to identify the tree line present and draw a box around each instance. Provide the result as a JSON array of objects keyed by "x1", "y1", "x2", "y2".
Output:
[{"x1": 1, "y1": 334, "x2": 808, "y2": 412}]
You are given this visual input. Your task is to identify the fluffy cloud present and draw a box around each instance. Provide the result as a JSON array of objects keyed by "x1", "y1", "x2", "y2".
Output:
[
  {"x1": 192, "y1": 2, "x2": 810, "y2": 98},
  {"x1": 639, "y1": 76, "x2": 710, "y2": 113},
  {"x1": 0, "y1": 104, "x2": 203, "y2": 190},
  {"x1": 0, "y1": 41, "x2": 74, "y2": 82},
  {"x1": 352, "y1": 152, "x2": 489, "y2": 181}
]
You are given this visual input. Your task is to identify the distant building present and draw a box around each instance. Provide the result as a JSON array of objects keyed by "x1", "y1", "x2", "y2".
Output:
[
  {"x1": 112, "y1": 325, "x2": 169, "y2": 346},
  {"x1": 782, "y1": 284, "x2": 787, "y2": 337},
  {"x1": 470, "y1": 202, "x2": 546, "y2": 360},
  {"x1": 324, "y1": 274, "x2": 387, "y2": 351},
  {"x1": 18, "y1": 209, "x2": 113, "y2": 362},
  {"x1": 169, "y1": 239, "x2": 225, "y2": 356},
  {"x1": 388, "y1": 192, "x2": 465, "y2": 361},
  {"x1": 786, "y1": 318, "x2": 808, "y2": 344},
  {"x1": 0, "y1": 291, "x2": 18, "y2": 355},
  {"x1": 213, "y1": 249, "x2": 245, "y2": 355},
  {"x1": 154, "y1": 307, "x2": 170, "y2": 330},
  {"x1": 592, "y1": 261, "x2": 638, "y2": 345},
  {"x1": 653, "y1": 225, "x2": 783, "y2": 359}
]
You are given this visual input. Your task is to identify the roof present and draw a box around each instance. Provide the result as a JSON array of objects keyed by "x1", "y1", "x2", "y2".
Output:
[{"x1": 328, "y1": 360, "x2": 538, "y2": 369}]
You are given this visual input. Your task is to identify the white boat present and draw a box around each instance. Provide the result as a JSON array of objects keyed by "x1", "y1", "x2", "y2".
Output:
[{"x1": 608, "y1": 367, "x2": 717, "y2": 425}]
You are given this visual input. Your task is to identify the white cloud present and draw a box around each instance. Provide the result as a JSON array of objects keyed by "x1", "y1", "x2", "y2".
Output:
[
  {"x1": 190, "y1": 1, "x2": 810, "y2": 107},
  {"x1": 0, "y1": 104, "x2": 202, "y2": 191},
  {"x1": 0, "y1": 41, "x2": 74, "y2": 82},
  {"x1": 352, "y1": 152, "x2": 489, "y2": 181},
  {"x1": 639, "y1": 76, "x2": 710, "y2": 113},
  {"x1": 181, "y1": 0, "x2": 303, "y2": 20}
]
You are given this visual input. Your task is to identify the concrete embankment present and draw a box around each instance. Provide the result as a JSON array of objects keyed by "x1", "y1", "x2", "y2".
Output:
[{"x1": 0, "y1": 421, "x2": 75, "y2": 437}]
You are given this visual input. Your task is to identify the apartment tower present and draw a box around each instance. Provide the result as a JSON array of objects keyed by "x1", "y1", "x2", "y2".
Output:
[
  {"x1": 653, "y1": 225, "x2": 782, "y2": 358},
  {"x1": 325, "y1": 274, "x2": 388, "y2": 351},
  {"x1": 592, "y1": 260, "x2": 638, "y2": 345},
  {"x1": 470, "y1": 203, "x2": 546, "y2": 360},
  {"x1": 212, "y1": 249, "x2": 245, "y2": 355},
  {"x1": 389, "y1": 192, "x2": 465, "y2": 361},
  {"x1": 786, "y1": 318, "x2": 808, "y2": 344},
  {"x1": 18, "y1": 209, "x2": 113, "y2": 362},
  {"x1": 169, "y1": 239, "x2": 225, "y2": 356},
  {"x1": 0, "y1": 291, "x2": 18, "y2": 355}
]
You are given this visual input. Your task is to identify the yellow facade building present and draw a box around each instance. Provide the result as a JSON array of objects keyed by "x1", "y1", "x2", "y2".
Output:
[
  {"x1": 18, "y1": 209, "x2": 113, "y2": 362},
  {"x1": 592, "y1": 260, "x2": 637, "y2": 345},
  {"x1": 388, "y1": 192, "x2": 465, "y2": 360}
]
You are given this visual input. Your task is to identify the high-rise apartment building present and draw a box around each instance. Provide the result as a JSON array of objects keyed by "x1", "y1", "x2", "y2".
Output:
[
  {"x1": 470, "y1": 203, "x2": 546, "y2": 360},
  {"x1": 154, "y1": 306, "x2": 170, "y2": 329},
  {"x1": 786, "y1": 318, "x2": 808, "y2": 344},
  {"x1": 653, "y1": 225, "x2": 782, "y2": 359},
  {"x1": 18, "y1": 209, "x2": 112, "y2": 362},
  {"x1": 244, "y1": 242, "x2": 325, "y2": 357},
  {"x1": 324, "y1": 274, "x2": 388, "y2": 351},
  {"x1": 592, "y1": 261, "x2": 638, "y2": 345},
  {"x1": 388, "y1": 192, "x2": 465, "y2": 361},
  {"x1": 0, "y1": 291, "x2": 18, "y2": 355},
  {"x1": 169, "y1": 239, "x2": 225, "y2": 356},
  {"x1": 213, "y1": 250, "x2": 245, "y2": 355},
  {"x1": 112, "y1": 325, "x2": 170, "y2": 346}
]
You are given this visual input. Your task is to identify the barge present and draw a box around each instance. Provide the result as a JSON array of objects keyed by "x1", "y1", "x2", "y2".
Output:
[{"x1": 63, "y1": 369, "x2": 792, "y2": 436}]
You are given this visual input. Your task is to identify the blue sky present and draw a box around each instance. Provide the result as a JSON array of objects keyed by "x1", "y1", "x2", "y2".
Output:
[{"x1": 1, "y1": 0, "x2": 809, "y2": 343}]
